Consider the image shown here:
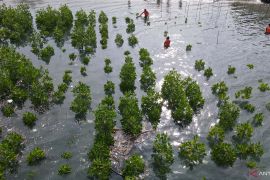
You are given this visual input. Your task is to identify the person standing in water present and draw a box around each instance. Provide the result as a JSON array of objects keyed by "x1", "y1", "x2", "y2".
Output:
[
  {"x1": 164, "y1": 36, "x2": 171, "y2": 48},
  {"x1": 139, "y1": 9, "x2": 149, "y2": 22},
  {"x1": 265, "y1": 24, "x2": 270, "y2": 34}
]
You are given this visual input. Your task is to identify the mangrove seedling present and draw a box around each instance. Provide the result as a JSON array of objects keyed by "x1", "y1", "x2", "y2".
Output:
[
  {"x1": 246, "y1": 161, "x2": 257, "y2": 169},
  {"x1": 11, "y1": 87, "x2": 28, "y2": 107},
  {"x1": 40, "y1": 45, "x2": 55, "y2": 63},
  {"x1": 104, "y1": 81, "x2": 115, "y2": 96},
  {"x1": 52, "y1": 90, "x2": 65, "y2": 104},
  {"x1": 27, "y1": 147, "x2": 46, "y2": 165},
  {"x1": 186, "y1": 44, "x2": 192, "y2": 51},
  {"x1": 82, "y1": 56, "x2": 90, "y2": 65},
  {"x1": 152, "y1": 133, "x2": 174, "y2": 179},
  {"x1": 140, "y1": 66, "x2": 156, "y2": 92},
  {"x1": 98, "y1": 11, "x2": 108, "y2": 24},
  {"x1": 63, "y1": 71, "x2": 72, "y2": 85},
  {"x1": 128, "y1": 35, "x2": 138, "y2": 47},
  {"x1": 115, "y1": 34, "x2": 124, "y2": 47},
  {"x1": 248, "y1": 142, "x2": 264, "y2": 161},
  {"x1": 179, "y1": 135, "x2": 206, "y2": 170},
  {"x1": 207, "y1": 125, "x2": 225, "y2": 148},
  {"x1": 122, "y1": 154, "x2": 145, "y2": 178},
  {"x1": 139, "y1": 48, "x2": 153, "y2": 67},
  {"x1": 218, "y1": 101, "x2": 240, "y2": 131},
  {"x1": 58, "y1": 83, "x2": 69, "y2": 92},
  {"x1": 119, "y1": 56, "x2": 136, "y2": 93},
  {"x1": 125, "y1": 17, "x2": 131, "y2": 24},
  {"x1": 118, "y1": 92, "x2": 142, "y2": 137},
  {"x1": 104, "y1": 58, "x2": 112, "y2": 73},
  {"x1": 211, "y1": 81, "x2": 228, "y2": 101},
  {"x1": 1, "y1": 104, "x2": 15, "y2": 117},
  {"x1": 211, "y1": 142, "x2": 236, "y2": 167},
  {"x1": 235, "y1": 87, "x2": 252, "y2": 99},
  {"x1": 252, "y1": 113, "x2": 264, "y2": 127},
  {"x1": 0, "y1": 132, "x2": 24, "y2": 177},
  {"x1": 69, "y1": 53, "x2": 77, "y2": 61},
  {"x1": 242, "y1": 103, "x2": 255, "y2": 113},
  {"x1": 258, "y1": 82, "x2": 270, "y2": 92},
  {"x1": 58, "y1": 164, "x2": 71, "y2": 175},
  {"x1": 247, "y1": 64, "x2": 254, "y2": 69},
  {"x1": 232, "y1": 123, "x2": 253, "y2": 144},
  {"x1": 126, "y1": 21, "x2": 135, "y2": 33},
  {"x1": 235, "y1": 143, "x2": 250, "y2": 160},
  {"x1": 227, "y1": 65, "x2": 236, "y2": 75},
  {"x1": 194, "y1": 59, "x2": 205, "y2": 71},
  {"x1": 87, "y1": 159, "x2": 111, "y2": 180},
  {"x1": 70, "y1": 82, "x2": 91, "y2": 119},
  {"x1": 124, "y1": 50, "x2": 131, "y2": 56},
  {"x1": 183, "y1": 77, "x2": 205, "y2": 112},
  {"x1": 112, "y1": 16, "x2": 117, "y2": 24},
  {"x1": 80, "y1": 66, "x2": 87, "y2": 76},
  {"x1": 203, "y1": 67, "x2": 213, "y2": 80},
  {"x1": 141, "y1": 90, "x2": 162, "y2": 129},
  {"x1": 23, "y1": 112, "x2": 37, "y2": 128},
  {"x1": 61, "y1": 152, "x2": 73, "y2": 159}
]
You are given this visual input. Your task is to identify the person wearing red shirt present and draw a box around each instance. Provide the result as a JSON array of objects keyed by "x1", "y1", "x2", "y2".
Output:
[
  {"x1": 164, "y1": 36, "x2": 171, "y2": 49},
  {"x1": 140, "y1": 9, "x2": 149, "y2": 22},
  {"x1": 265, "y1": 24, "x2": 270, "y2": 34}
]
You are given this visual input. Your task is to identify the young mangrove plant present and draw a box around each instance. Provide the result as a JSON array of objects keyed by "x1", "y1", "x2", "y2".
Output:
[
  {"x1": 183, "y1": 77, "x2": 205, "y2": 112},
  {"x1": 80, "y1": 66, "x2": 87, "y2": 76},
  {"x1": 247, "y1": 64, "x2": 254, "y2": 69},
  {"x1": 58, "y1": 164, "x2": 72, "y2": 175},
  {"x1": 87, "y1": 158, "x2": 111, "y2": 179},
  {"x1": 161, "y1": 70, "x2": 194, "y2": 126},
  {"x1": 119, "y1": 56, "x2": 136, "y2": 93},
  {"x1": 128, "y1": 35, "x2": 138, "y2": 47},
  {"x1": 194, "y1": 59, "x2": 205, "y2": 71},
  {"x1": 112, "y1": 16, "x2": 117, "y2": 24},
  {"x1": 82, "y1": 56, "x2": 90, "y2": 65},
  {"x1": 179, "y1": 135, "x2": 206, "y2": 170},
  {"x1": 186, "y1": 44, "x2": 192, "y2": 51},
  {"x1": 242, "y1": 103, "x2": 255, "y2": 113},
  {"x1": 119, "y1": 92, "x2": 142, "y2": 137},
  {"x1": 218, "y1": 101, "x2": 240, "y2": 131},
  {"x1": 140, "y1": 66, "x2": 156, "y2": 92},
  {"x1": 122, "y1": 154, "x2": 145, "y2": 178},
  {"x1": 211, "y1": 81, "x2": 228, "y2": 101},
  {"x1": 152, "y1": 133, "x2": 174, "y2": 179},
  {"x1": 139, "y1": 48, "x2": 153, "y2": 67},
  {"x1": 235, "y1": 86, "x2": 252, "y2": 99},
  {"x1": 141, "y1": 90, "x2": 162, "y2": 129},
  {"x1": 252, "y1": 113, "x2": 264, "y2": 127},
  {"x1": 40, "y1": 45, "x2": 55, "y2": 63},
  {"x1": 115, "y1": 34, "x2": 124, "y2": 47},
  {"x1": 126, "y1": 20, "x2": 135, "y2": 33},
  {"x1": 36, "y1": 5, "x2": 73, "y2": 45},
  {"x1": 227, "y1": 65, "x2": 236, "y2": 75},
  {"x1": 0, "y1": 132, "x2": 24, "y2": 178},
  {"x1": 203, "y1": 67, "x2": 213, "y2": 80},
  {"x1": 258, "y1": 82, "x2": 270, "y2": 92},
  {"x1": 1, "y1": 104, "x2": 15, "y2": 117},
  {"x1": 27, "y1": 147, "x2": 46, "y2": 165},
  {"x1": 30, "y1": 31, "x2": 46, "y2": 56},
  {"x1": 0, "y1": 4, "x2": 33, "y2": 45},
  {"x1": 104, "y1": 81, "x2": 115, "y2": 96},
  {"x1": 104, "y1": 58, "x2": 113, "y2": 74},
  {"x1": 207, "y1": 125, "x2": 225, "y2": 148},
  {"x1": 233, "y1": 123, "x2": 253, "y2": 144},
  {"x1": 98, "y1": 11, "x2": 109, "y2": 49},
  {"x1": 70, "y1": 82, "x2": 91, "y2": 119},
  {"x1": 61, "y1": 152, "x2": 73, "y2": 159},
  {"x1": 124, "y1": 50, "x2": 131, "y2": 56},
  {"x1": 211, "y1": 142, "x2": 236, "y2": 167},
  {"x1": 63, "y1": 71, "x2": 72, "y2": 85},
  {"x1": 23, "y1": 112, "x2": 37, "y2": 128}
]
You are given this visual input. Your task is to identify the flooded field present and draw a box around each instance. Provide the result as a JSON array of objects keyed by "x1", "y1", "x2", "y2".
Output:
[{"x1": 1, "y1": 0, "x2": 270, "y2": 179}]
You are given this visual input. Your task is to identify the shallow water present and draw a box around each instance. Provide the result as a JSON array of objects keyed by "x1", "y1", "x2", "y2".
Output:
[{"x1": 1, "y1": 0, "x2": 270, "y2": 179}]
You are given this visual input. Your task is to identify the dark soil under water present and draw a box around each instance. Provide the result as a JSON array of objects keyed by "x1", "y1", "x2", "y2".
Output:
[{"x1": 1, "y1": 0, "x2": 270, "y2": 179}]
